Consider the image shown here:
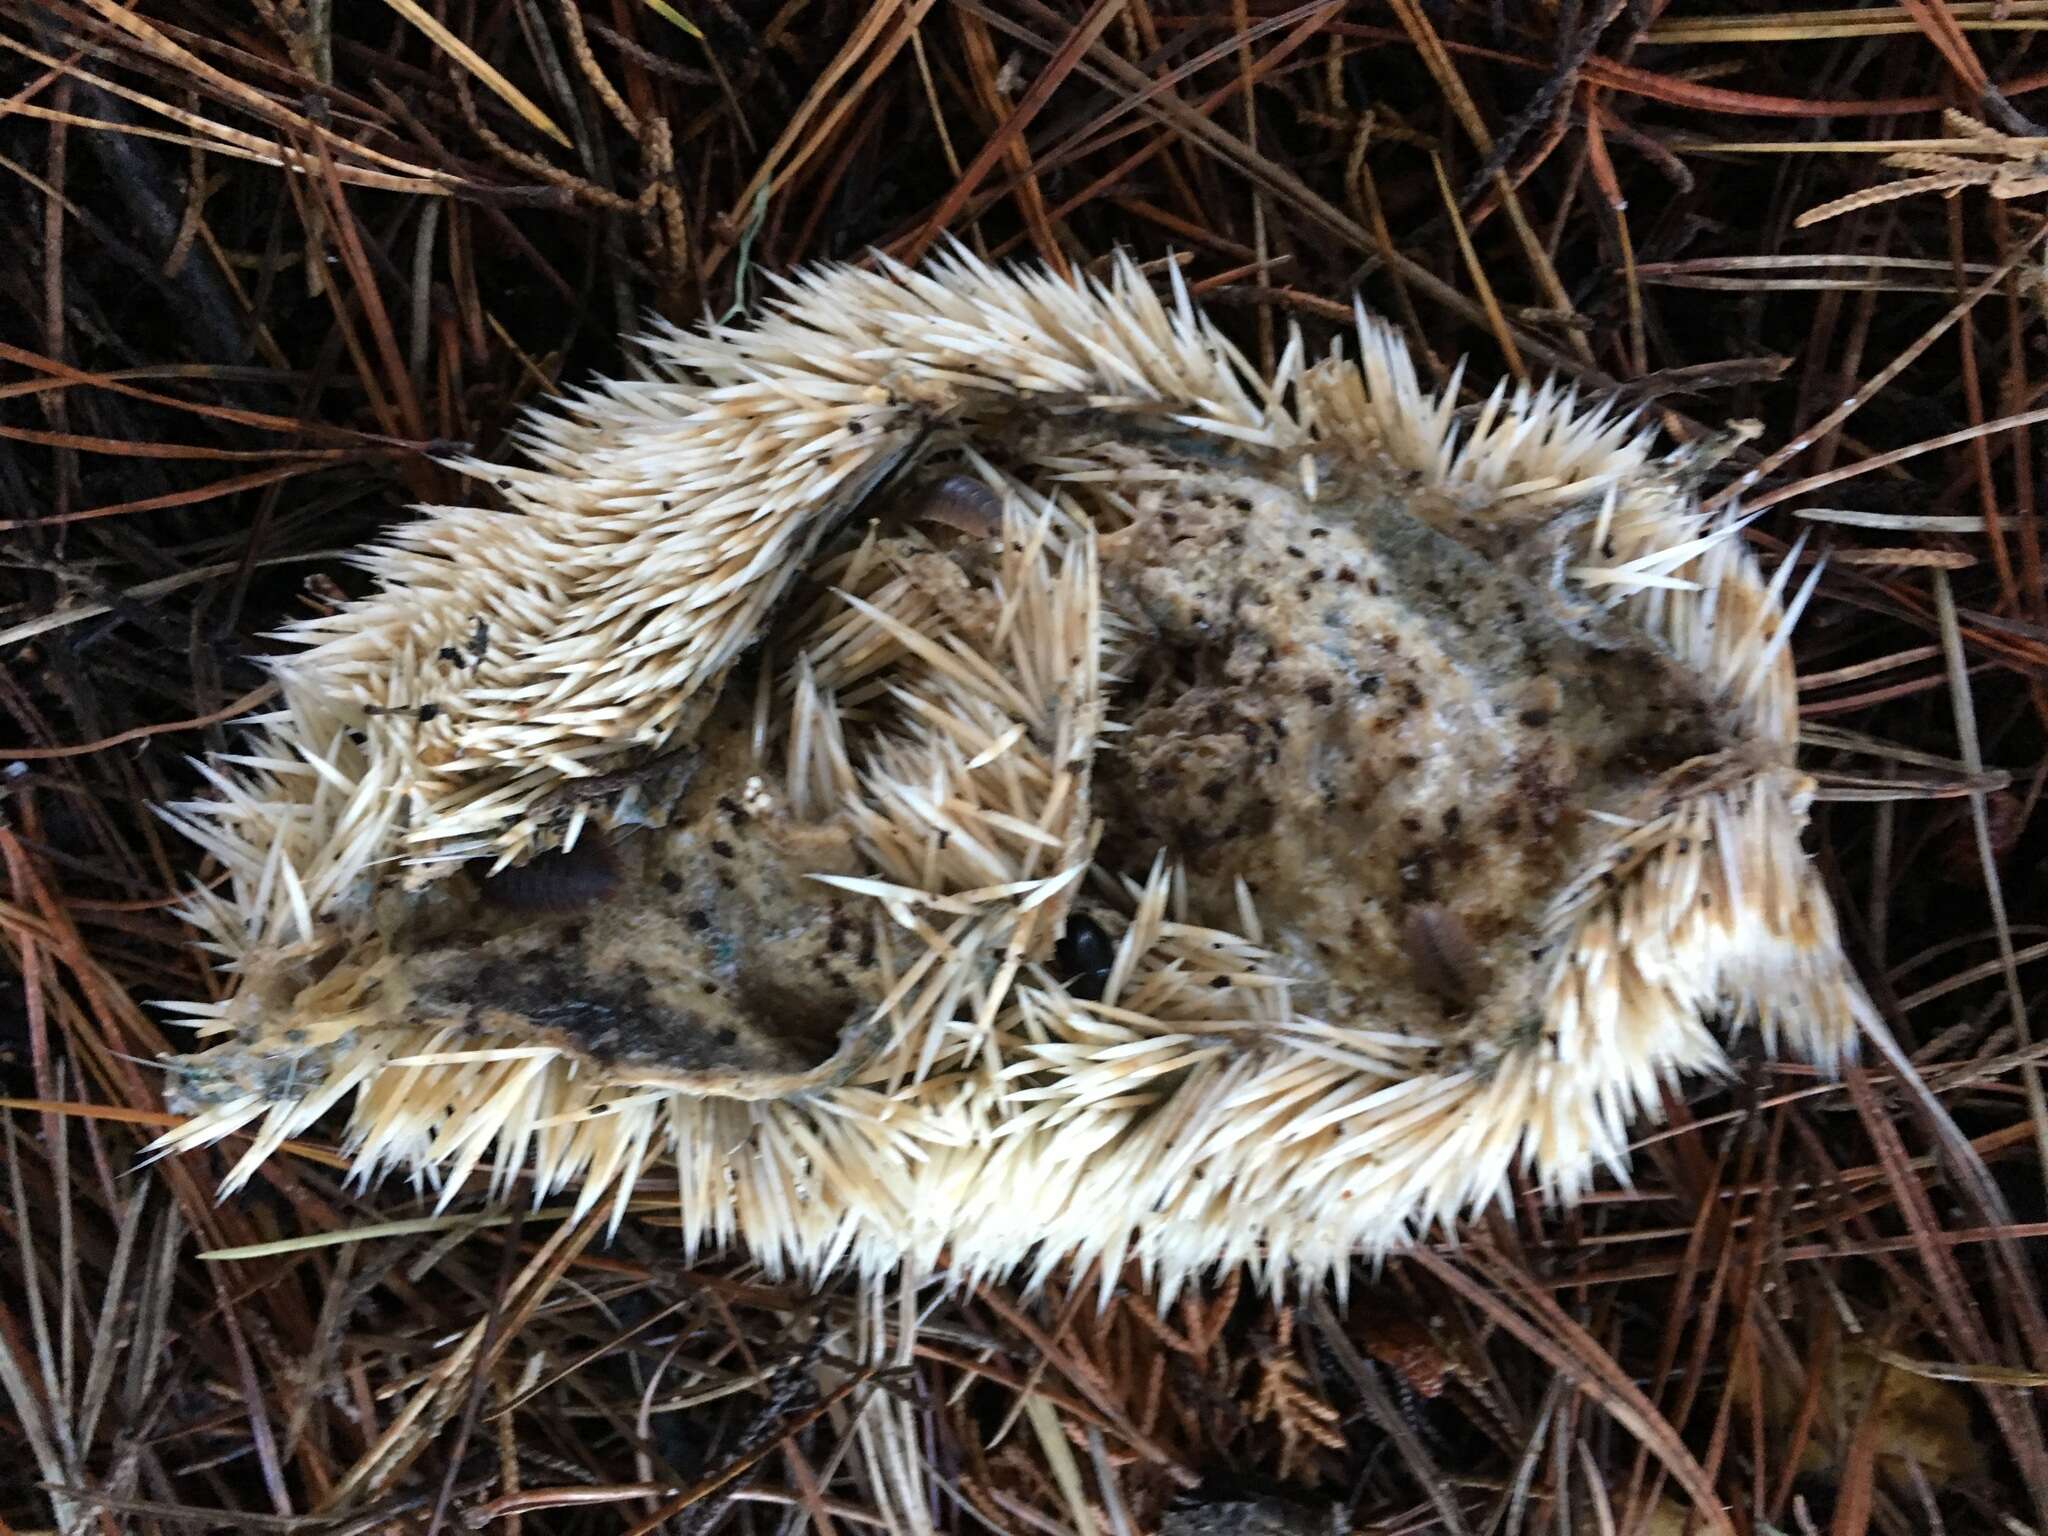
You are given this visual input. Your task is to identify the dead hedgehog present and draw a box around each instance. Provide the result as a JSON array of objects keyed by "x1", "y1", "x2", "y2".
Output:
[{"x1": 153, "y1": 250, "x2": 1867, "y2": 1298}]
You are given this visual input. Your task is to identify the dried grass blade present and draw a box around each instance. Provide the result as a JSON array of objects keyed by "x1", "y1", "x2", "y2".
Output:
[
  {"x1": 196, "y1": 1201, "x2": 661, "y2": 1261},
  {"x1": 67, "y1": 0, "x2": 465, "y2": 181},
  {"x1": 638, "y1": 0, "x2": 705, "y2": 39},
  {"x1": 1023, "y1": 1395, "x2": 1100, "y2": 1536},
  {"x1": 1932, "y1": 569, "x2": 2048, "y2": 1172},
  {"x1": 73, "y1": 1185, "x2": 155, "y2": 1457},
  {"x1": 375, "y1": 0, "x2": 570, "y2": 146},
  {"x1": 1868, "y1": 1346, "x2": 2048, "y2": 1387}
]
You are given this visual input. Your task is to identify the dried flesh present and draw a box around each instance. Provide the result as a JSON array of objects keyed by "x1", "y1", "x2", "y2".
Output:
[{"x1": 377, "y1": 437, "x2": 1736, "y2": 1093}]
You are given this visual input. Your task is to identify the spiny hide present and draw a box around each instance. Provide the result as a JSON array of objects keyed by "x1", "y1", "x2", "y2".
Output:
[{"x1": 155, "y1": 251, "x2": 1865, "y2": 1297}]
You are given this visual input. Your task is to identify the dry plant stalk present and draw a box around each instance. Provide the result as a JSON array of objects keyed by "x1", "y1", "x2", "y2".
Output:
[
  {"x1": 149, "y1": 252, "x2": 1868, "y2": 1295},
  {"x1": 1797, "y1": 109, "x2": 2048, "y2": 227}
]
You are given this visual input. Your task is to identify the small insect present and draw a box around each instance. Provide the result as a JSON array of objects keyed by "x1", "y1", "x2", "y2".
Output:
[
  {"x1": 1402, "y1": 904, "x2": 1488, "y2": 1013},
  {"x1": 300, "y1": 572, "x2": 350, "y2": 617},
  {"x1": 555, "y1": 743, "x2": 698, "y2": 805},
  {"x1": 1053, "y1": 912, "x2": 1116, "y2": 1003},
  {"x1": 475, "y1": 837, "x2": 621, "y2": 913},
  {"x1": 913, "y1": 474, "x2": 1004, "y2": 537}
]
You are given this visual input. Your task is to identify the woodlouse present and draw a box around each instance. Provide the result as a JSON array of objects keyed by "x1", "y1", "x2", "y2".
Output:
[
  {"x1": 475, "y1": 837, "x2": 622, "y2": 913},
  {"x1": 1402, "y1": 903, "x2": 1488, "y2": 1012},
  {"x1": 913, "y1": 474, "x2": 1004, "y2": 536}
]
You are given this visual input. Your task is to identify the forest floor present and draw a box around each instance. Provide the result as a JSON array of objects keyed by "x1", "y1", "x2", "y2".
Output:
[{"x1": 3, "y1": 2, "x2": 2048, "y2": 1532}]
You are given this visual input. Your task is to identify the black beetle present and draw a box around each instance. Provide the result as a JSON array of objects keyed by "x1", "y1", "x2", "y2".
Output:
[{"x1": 1052, "y1": 912, "x2": 1115, "y2": 1003}]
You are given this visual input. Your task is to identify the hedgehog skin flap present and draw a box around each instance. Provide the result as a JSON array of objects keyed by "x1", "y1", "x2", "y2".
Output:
[{"x1": 155, "y1": 252, "x2": 1867, "y2": 1297}]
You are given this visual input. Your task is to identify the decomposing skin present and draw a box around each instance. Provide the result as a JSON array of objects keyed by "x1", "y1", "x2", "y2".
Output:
[
  {"x1": 1088, "y1": 444, "x2": 1733, "y2": 1061},
  {"x1": 154, "y1": 252, "x2": 1870, "y2": 1293},
  {"x1": 398, "y1": 701, "x2": 889, "y2": 1097}
]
